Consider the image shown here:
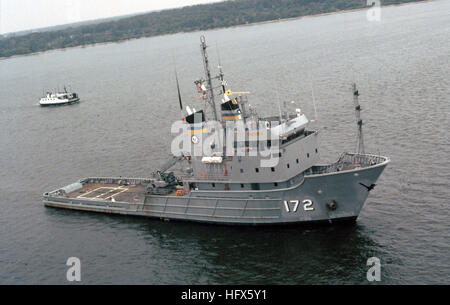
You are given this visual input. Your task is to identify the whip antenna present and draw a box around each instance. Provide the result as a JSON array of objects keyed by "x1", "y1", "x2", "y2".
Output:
[
  {"x1": 309, "y1": 72, "x2": 318, "y2": 123},
  {"x1": 175, "y1": 67, "x2": 183, "y2": 111},
  {"x1": 172, "y1": 55, "x2": 183, "y2": 112}
]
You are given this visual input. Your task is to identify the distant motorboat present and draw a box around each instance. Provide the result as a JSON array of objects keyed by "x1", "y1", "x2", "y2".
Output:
[{"x1": 39, "y1": 86, "x2": 79, "y2": 107}]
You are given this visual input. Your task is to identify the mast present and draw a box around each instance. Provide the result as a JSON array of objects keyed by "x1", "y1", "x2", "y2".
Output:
[
  {"x1": 352, "y1": 83, "x2": 365, "y2": 155},
  {"x1": 216, "y1": 43, "x2": 226, "y2": 94},
  {"x1": 200, "y1": 35, "x2": 219, "y2": 121}
]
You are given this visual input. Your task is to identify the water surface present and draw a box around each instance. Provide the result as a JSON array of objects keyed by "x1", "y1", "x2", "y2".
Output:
[{"x1": 0, "y1": 0, "x2": 449, "y2": 284}]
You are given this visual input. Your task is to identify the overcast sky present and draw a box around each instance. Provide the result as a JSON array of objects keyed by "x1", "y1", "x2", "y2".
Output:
[{"x1": 0, "y1": 0, "x2": 220, "y2": 34}]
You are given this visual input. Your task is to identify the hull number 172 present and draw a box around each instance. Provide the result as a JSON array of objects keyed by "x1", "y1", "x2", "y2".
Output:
[{"x1": 284, "y1": 200, "x2": 314, "y2": 213}]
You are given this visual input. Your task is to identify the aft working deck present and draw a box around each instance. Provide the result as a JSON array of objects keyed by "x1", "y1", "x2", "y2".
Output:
[
  {"x1": 64, "y1": 182, "x2": 147, "y2": 203},
  {"x1": 44, "y1": 177, "x2": 152, "y2": 207}
]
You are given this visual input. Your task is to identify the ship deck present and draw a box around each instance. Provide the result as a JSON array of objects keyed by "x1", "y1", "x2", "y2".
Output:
[
  {"x1": 307, "y1": 153, "x2": 389, "y2": 176},
  {"x1": 63, "y1": 183, "x2": 147, "y2": 202}
]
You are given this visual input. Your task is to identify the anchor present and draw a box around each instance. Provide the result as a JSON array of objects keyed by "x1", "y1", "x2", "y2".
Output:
[{"x1": 359, "y1": 182, "x2": 376, "y2": 192}]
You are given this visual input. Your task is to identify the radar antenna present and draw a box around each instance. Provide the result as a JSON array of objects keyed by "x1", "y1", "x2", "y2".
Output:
[{"x1": 352, "y1": 83, "x2": 365, "y2": 155}]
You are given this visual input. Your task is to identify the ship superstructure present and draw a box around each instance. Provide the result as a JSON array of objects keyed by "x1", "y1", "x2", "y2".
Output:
[
  {"x1": 43, "y1": 36, "x2": 389, "y2": 225},
  {"x1": 39, "y1": 86, "x2": 79, "y2": 106}
]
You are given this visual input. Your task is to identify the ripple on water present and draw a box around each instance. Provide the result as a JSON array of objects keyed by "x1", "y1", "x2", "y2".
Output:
[{"x1": 0, "y1": 0, "x2": 449, "y2": 284}]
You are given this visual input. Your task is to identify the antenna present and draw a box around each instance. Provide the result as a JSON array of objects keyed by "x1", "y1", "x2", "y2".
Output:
[
  {"x1": 172, "y1": 55, "x2": 184, "y2": 113},
  {"x1": 200, "y1": 36, "x2": 219, "y2": 121},
  {"x1": 175, "y1": 66, "x2": 183, "y2": 112},
  {"x1": 276, "y1": 89, "x2": 286, "y2": 135},
  {"x1": 216, "y1": 42, "x2": 226, "y2": 94},
  {"x1": 310, "y1": 75, "x2": 318, "y2": 122},
  {"x1": 276, "y1": 90, "x2": 283, "y2": 120},
  {"x1": 352, "y1": 83, "x2": 365, "y2": 155}
]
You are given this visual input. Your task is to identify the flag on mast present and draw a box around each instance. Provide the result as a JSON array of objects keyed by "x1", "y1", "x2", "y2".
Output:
[{"x1": 199, "y1": 83, "x2": 207, "y2": 92}]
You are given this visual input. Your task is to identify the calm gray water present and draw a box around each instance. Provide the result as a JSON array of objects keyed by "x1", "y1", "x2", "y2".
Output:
[{"x1": 0, "y1": 1, "x2": 449, "y2": 284}]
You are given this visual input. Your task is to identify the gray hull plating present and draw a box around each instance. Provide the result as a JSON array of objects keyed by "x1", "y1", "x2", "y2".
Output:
[
  {"x1": 43, "y1": 156, "x2": 388, "y2": 225},
  {"x1": 42, "y1": 38, "x2": 389, "y2": 226}
]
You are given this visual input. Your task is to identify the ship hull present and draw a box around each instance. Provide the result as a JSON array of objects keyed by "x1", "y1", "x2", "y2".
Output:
[
  {"x1": 43, "y1": 157, "x2": 388, "y2": 226},
  {"x1": 39, "y1": 98, "x2": 80, "y2": 107}
]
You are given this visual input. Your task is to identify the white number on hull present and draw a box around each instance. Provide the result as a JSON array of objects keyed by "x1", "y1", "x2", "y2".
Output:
[
  {"x1": 303, "y1": 199, "x2": 314, "y2": 211},
  {"x1": 284, "y1": 200, "x2": 314, "y2": 213}
]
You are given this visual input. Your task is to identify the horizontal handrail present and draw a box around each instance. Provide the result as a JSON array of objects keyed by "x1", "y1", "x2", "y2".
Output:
[{"x1": 307, "y1": 153, "x2": 389, "y2": 175}]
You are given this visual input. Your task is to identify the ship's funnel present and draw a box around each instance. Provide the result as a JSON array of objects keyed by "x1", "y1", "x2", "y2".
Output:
[
  {"x1": 221, "y1": 98, "x2": 242, "y2": 121},
  {"x1": 185, "y1": 110, "x2": 206, "y2": 134}
]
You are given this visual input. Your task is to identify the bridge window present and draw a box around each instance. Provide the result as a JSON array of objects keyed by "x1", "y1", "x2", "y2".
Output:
[
  {"x1": 255, "y1": 168, "x2": 259, "y2": 173},
  {"x1": 271, "y1": 167, "x2": 275, "y2": 172},
  {"x1": 251, "y1": 183, "x2": 260, "y2": 190}
]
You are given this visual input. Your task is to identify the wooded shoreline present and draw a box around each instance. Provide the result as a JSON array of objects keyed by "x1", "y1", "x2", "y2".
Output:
[{"x1": 0, "y1": 0, "x2": 431, "y2": 60}]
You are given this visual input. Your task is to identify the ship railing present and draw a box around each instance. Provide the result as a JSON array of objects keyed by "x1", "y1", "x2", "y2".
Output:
[
  {"x1": 79, "y1": 177, "x2": 153, "y2": 186},
  {"x1": 190, "y1": 172, "x2": 231, "y2": 181},
  {"x1": 307, "y1": 153, "x2": 388, "y2": 175},
  {"x1": 338, "y1": 153, "x2": 387, "y2": 167}
]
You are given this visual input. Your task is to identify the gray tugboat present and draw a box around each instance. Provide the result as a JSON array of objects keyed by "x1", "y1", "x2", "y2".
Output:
[{"x1": 43, "y1": 36, "x2": 389, "y2": 225}]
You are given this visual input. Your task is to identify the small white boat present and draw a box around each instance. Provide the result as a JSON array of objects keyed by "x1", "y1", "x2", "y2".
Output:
[{"x1": 39, "y1": 87, "x2": 80, "y2": 107}]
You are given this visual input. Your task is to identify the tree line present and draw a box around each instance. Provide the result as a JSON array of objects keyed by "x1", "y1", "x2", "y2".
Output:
[{"x1": 0, "y1": 0, "x2": 423, "y2": 58}]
